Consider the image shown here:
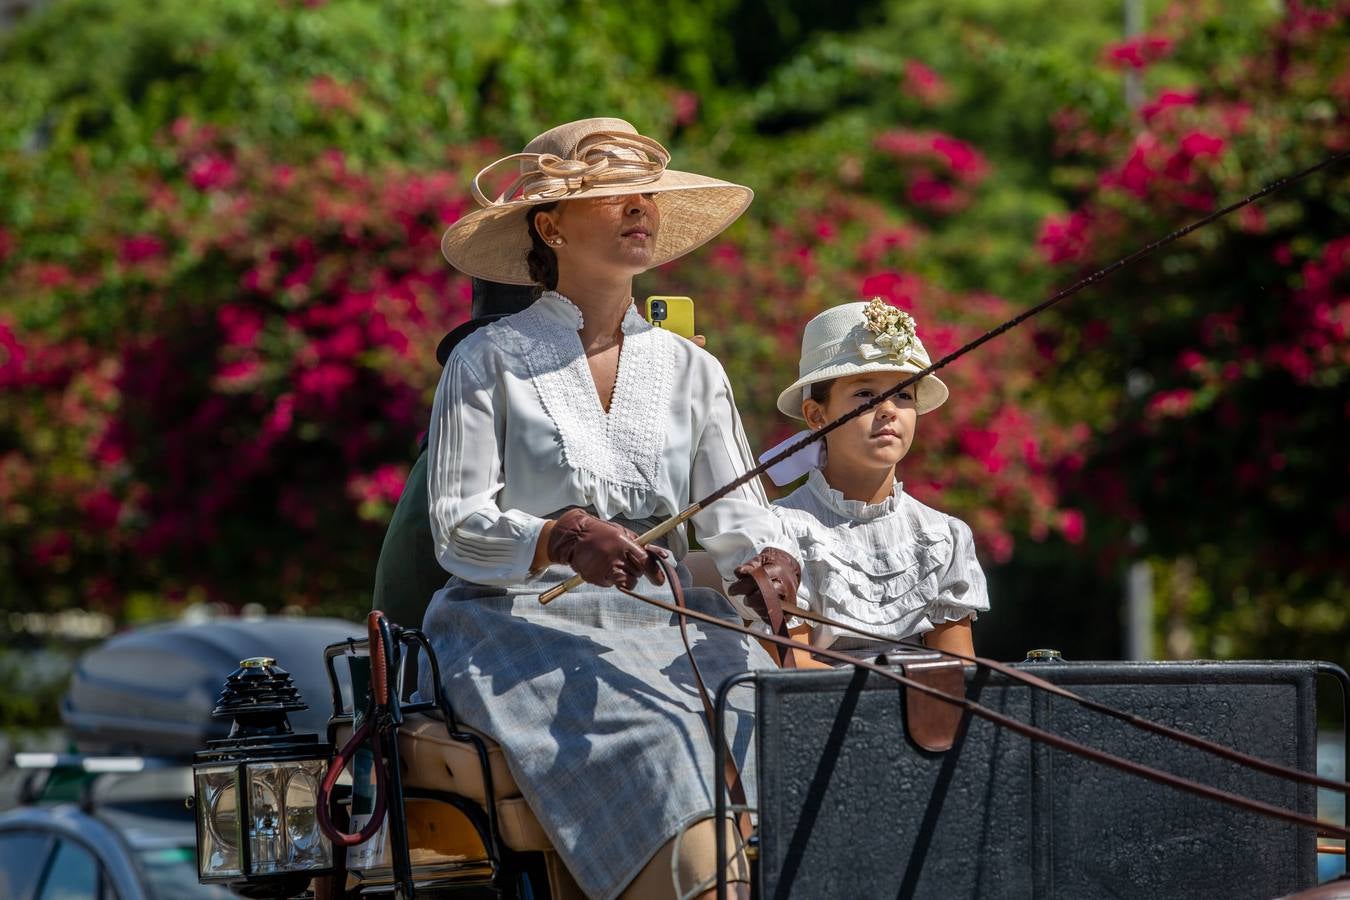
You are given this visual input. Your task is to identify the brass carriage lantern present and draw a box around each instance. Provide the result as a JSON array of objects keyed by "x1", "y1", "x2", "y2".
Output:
[{"x1": 192, "y1": 657, "x2": 334, "y2": 898}]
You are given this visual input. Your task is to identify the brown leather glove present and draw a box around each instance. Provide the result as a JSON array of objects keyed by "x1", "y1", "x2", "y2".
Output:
[
  {"x1": 728, "y1": 547, "x2": 801, "y2": 622},
  {"x1": 546, "y1": 508, "x2": 667, "y2": 589}
]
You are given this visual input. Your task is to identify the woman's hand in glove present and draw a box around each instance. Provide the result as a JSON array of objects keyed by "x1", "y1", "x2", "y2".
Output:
[
  {"x1": 727, "y1": 547, "x2": 801, "y2": 622},
  {"x1": 545, "y1": 508, "x2": 667, "y2": 589}
]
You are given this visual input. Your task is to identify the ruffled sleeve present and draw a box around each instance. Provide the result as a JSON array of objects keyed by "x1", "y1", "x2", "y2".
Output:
[
  {"x1": 426, "y1": 346, "x2": 549, "y2": 586},
  {"x1": 928, "y1": 514, "x2": 990, "y2": 624}
]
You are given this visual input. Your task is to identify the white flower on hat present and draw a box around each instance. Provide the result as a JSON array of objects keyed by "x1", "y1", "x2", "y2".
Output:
[{"x1": 859, "y1": 297, "x2": 919, "y2": 362}]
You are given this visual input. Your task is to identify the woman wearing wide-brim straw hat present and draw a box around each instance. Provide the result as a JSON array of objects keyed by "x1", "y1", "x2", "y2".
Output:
[{"x1": 420, "y1": 118, "x2": 801, "y2": 899}]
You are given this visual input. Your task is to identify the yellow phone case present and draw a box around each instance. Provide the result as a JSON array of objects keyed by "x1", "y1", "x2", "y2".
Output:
[{"x1": 644, "y1": 295, "x2": 696, "y2": 339}]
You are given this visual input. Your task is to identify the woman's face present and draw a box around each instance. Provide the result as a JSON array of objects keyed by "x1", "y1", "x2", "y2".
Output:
[
  {"x1": 534, "y1": 193, "x2": 661, "y2": 280},
  {"x1": 803, "y1": 372, "x2": 918, "y2": 476}
]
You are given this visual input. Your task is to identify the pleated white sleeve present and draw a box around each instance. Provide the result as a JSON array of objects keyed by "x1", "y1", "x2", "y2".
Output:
[
  {"x1": 689, "y1": 368, "x2": 795, "y2": 590},
  {"x1": 426, "y1": 349, "x2": 548, "y2": 586}
]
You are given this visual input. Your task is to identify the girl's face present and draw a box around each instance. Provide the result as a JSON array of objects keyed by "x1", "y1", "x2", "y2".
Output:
[
  {"x1": 803, "y1": 372, "x2": 918, "y2": 475},
  {"x1": 534, "y1": 193, "x2": 660, "y2": 279}
]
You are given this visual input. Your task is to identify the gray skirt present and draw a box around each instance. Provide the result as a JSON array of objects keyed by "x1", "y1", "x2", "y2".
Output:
[{"x1": 418, "y1": 562, "x2": 775, "y2": 900}]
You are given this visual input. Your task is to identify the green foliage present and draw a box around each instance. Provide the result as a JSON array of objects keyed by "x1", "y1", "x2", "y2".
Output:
[
  {"x1": 0, "y1": 0, "x2": 708, "y2": 166},
  {"x1": 1, "y1": 0, "x2": 1345, "y2": 680}
]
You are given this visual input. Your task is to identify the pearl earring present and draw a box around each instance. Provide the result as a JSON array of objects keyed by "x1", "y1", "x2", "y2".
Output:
[{"x1": 551, "y1": 238, "x2": 563, "y2": 246}]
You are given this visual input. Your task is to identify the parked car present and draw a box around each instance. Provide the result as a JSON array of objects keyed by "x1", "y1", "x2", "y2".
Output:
[
  {"x1": 1, "y1": 616, "x2": 361, "y2": 900},
  {"x1": 0, "y1": 759, "x2": 238, "y2": 899}
]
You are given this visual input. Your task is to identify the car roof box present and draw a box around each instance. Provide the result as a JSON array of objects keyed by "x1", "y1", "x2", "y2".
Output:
[{"x1": 62, "y1": 617, "x2": 361, "y2": 758}]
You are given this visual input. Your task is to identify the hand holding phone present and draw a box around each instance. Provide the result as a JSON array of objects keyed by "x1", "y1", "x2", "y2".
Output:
[{"x1": 644, "y1": 296, "x2": 696, "y2": 340}]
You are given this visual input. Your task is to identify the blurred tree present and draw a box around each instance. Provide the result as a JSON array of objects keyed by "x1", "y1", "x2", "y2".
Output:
[
  {"x1": 0, "y1": 0, "x2": 1343, "y2": 680},
  {"x1": 1033, "y1": 0, "x2": 1350, "y2": 664}
]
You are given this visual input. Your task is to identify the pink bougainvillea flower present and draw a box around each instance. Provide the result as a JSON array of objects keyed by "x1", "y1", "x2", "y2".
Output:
[
  {"x1": 0, "y1": 320, "x2": 27, "y2": 388},
  {"x1": 930, "y1": 134, "x2": 988, "y2": 181},
  {"x1": 35, "y1": 263, "x2": 74, "y2": 289},
  {"x1": 188, "y1": 154, "x2": 238, "y2": 191},
  {"x1": 32, "y1": 531, "x2": 73, "y2": 568},
  {"x1": 297, "y1": 362, "x2": 356, "y2": 406},
  {"x1": 1059, "y1": 508, "x2": 1086, "y2": 544},
  {"x1": 218, "y1": 305, "x2": 264, "y2": 348},
  {"x1": 860, "y1": 270, "x2": 921, "y2": 311},
  {"x1": 1176, "y1": 349, "x2": 1207, "y2": 372},
  {"x1": 670, "y1": 89, "x2": 700, "y2": 127},
  {"x1": 1103, "y1": 133, "x2": 1161, "y2": 197},
  {"x1": 1140, "y1": 89, "x2": 1199, "y2": 124},
  {"x1": 1238, "y1": 204, "x2": 1267, "y2": 234},
  {"x1": 119, "y1": 234, "x2": 165, "y2": 266},
  {"x1": 906, "y1": 176, "x2": 958, "y2": 211},
  {"x1": 216, "y1": 359, "x2": 262, "y2": 387},
  {"x1": 80, "y1": 489, "x2": 123, "y2": 531},
  {"x1": 1103, "y1": 33, "x2": 1174, "y2": 70},
  {"x1": 1179, "y1": 131, "x2": 1226, "y2": 158},
  {"x1": 959, "y1": 427, "x2": 1005, "y2": 474},
  {"x1": 306, "y1": 74, "x2": 359, "y2": 114},
  {"x1": 1145, "y1": 388, "x2": 1195, "y2": 418},
  {"x1": 1036, "y1": 210, "x2": 1093, "y2": 264},
  {"x1": 902, "y1": 60, "x2": 951, "y2": 106},
  {"x1": 347, "y1": 463, "x2": 409, "y2": 506}
]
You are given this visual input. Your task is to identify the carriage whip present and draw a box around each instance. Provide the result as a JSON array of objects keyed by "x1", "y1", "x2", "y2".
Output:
[{"x1": 540, "y1": 150, "x2": 1349, "y2": 604}]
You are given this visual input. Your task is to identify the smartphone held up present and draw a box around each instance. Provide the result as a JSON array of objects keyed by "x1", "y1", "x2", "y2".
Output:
[{"x1": 644, "y1": 296, "x2": 696, "y2": 340}]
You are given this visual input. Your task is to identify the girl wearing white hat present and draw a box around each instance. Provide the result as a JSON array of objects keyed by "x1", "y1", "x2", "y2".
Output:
[
  {"x1": 421, "y1": 118, "x2": 799, "y2": 900},
  {"x1": 761, "y1": 299, "x2": 990, "y2": 661}
]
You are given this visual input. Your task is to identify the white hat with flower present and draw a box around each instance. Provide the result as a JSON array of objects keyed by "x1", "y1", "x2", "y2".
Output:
[{"x1": 775, "y1": 298, "x2": 949, "y2": 419}]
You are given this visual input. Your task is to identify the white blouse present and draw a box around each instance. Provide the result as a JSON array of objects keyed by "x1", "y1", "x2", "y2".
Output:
[
  {"x1": 773, "y1": 469, "x2": 990, "y2": 648},
  {"x1": 427, "y1": 291, "x2": 791, "y2": 589}
]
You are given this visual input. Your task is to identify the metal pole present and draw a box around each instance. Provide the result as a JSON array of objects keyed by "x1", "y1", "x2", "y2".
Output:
[
  {"x1": 1124, "y1": 0, "x2": 1145, "y2": 109},
  {"x1": 1124, "y1": 559, "x2": 1154, "y2": 660}
]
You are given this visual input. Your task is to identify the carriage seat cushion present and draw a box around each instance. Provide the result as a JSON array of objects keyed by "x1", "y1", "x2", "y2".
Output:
[
  {"x1": 334, "y1": 713, "x2": 518, "y2": 807},
  {"x1": 334, "y1": 713, "x2": 550, "y2": 851}
]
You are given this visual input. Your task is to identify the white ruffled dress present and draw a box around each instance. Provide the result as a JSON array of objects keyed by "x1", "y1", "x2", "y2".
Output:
[{"x1": 773, "y1": 469, "x2": 990, "y2": 650}]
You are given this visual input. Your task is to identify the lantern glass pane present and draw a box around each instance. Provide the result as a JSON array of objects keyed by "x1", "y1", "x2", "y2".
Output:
[
  {"x1": 195, "y1": 765, "x2": 241, "y2": 877},
  {"x1": 284, "y1": 760, "x2": 332, "y2": 869},
  {"x1": 246, "y1": 761, "x2": 332, "y2": 874},
  {"x1": 246, "y1": 764, "x2": 285, "y2": 874}
]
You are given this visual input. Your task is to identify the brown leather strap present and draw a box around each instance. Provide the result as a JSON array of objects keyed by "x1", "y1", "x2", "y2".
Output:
[
  {"x1": 659, "y1": 557, "x2": 754, "y2": 842},
  {"x1": 750, "y1": 565, "x2": 799, "y2": 669},
  {"x1": 900, "y1": 658, "x2": 965, "y2": 752}
]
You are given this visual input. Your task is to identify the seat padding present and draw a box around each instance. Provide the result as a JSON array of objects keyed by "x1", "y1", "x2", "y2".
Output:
[
  {"x1": 334, "y1": 714, "x2": 520, "y2": 810},
  {"x1": 392, "y1": 714, "x2": 519, "y2": 806},
  {"x1": 334, "y1": 714, "x2": 552, "y2": 854},
  {"x1": 498, "y1": 796, "x2": 552, "y2": 851}
]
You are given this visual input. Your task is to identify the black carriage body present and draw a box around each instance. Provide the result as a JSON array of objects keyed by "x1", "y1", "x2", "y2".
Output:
[{"x1": 747, "y1": 659, "x2": 1322, "y2": 900}]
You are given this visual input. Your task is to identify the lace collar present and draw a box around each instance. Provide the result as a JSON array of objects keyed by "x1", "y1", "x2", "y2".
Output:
[
  {"x1": 804, "y1": 468, "x2": 906, "y2": 522},
  {"x1": 514, "y1": 290, "x2": 673, "y2": 490},
  {"x1": 537, "y1": 290, "x2": 647, "y2": 336}
]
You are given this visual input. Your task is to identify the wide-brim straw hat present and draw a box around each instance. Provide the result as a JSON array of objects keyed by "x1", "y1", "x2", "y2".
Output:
[
  {"x1": 776, "y1": 299, "x2": 949, "y2": 419},
  {"x1": 441, "y1": 117, "x2": 754, "y2": 285}
]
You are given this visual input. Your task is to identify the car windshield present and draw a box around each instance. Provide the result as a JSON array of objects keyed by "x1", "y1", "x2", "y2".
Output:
[{"x1": 136, "y1": 846, "x2": 243, "y2": 899}]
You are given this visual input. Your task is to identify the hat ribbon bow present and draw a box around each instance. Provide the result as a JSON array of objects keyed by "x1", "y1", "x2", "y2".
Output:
[{"x1": 471, "y1": 131, "x2": 671, "y2": 208}]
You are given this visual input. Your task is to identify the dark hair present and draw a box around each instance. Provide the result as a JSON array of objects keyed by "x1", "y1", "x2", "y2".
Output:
[
  {"x1": 810, "y1": 376, "x2": 922, "y2": 414},
  {"x1": 808, "y1": 379, "x2": 835, "y2": 406},
  {"x1": 525, "y1": 202, "x2": 560, "y2": 293}
]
